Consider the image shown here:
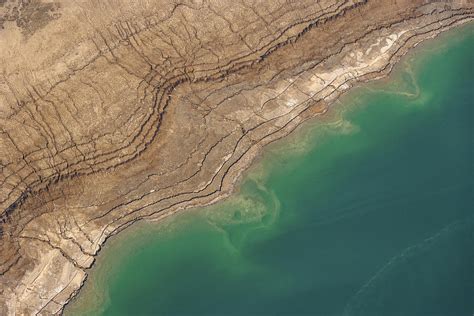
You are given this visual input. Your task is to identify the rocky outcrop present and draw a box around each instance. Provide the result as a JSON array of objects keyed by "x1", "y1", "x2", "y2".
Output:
[{"x1": 0, "y1": 0, "x2": 473, "y2": 314}]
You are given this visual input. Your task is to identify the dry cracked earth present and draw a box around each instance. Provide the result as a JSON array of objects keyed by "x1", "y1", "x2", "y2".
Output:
[{"x1": 0, "y1": 0, "x2": 473, "y2": 314}]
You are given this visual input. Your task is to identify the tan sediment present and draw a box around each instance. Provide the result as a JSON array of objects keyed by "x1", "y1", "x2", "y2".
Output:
[{"x1": 0, "y1": 1, "x2": 473, "y2": 314}]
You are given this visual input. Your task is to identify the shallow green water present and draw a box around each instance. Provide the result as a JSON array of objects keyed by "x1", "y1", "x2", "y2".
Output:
[{"x1": 67, "y1": 25, "x2": 474, "y2": 316}]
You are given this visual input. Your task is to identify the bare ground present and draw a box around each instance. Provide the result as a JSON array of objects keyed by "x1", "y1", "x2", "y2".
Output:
[{"x1": 0, "y1": 0, "x2": 473, "y2": 314}]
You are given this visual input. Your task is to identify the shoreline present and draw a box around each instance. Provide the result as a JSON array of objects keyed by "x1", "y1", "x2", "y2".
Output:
[
  {"x1": 64, "y1": 21, "x2": 474, "y2": 315},
  {"x1": 1, "y1": 3, "x2": 473, "y2": 314}
]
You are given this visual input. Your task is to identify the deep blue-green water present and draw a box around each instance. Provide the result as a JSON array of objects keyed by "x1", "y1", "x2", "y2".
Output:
[{"x1": 67, "y1": 25, "x2": 474, "y2": 316}]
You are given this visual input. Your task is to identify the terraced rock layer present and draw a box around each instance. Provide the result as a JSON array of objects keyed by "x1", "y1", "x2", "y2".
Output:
[{"x1": 0, "y1": 0, "x2": 473, "y2": 314}]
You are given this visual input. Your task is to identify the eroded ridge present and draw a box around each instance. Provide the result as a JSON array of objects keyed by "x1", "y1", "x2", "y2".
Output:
[{"x1": 0, "y1": 0, "x2": 472, "y2": 314}]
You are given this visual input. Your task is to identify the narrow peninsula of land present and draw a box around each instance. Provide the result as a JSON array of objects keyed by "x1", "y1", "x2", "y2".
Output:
[{"x1": 0, "y1": 1, "x2": 472, "y2": 314}]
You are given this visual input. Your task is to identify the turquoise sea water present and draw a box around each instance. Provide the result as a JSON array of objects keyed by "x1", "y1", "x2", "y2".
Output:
[{"x1": 66, "y1": 25, "x2": 474, "y2": 316}]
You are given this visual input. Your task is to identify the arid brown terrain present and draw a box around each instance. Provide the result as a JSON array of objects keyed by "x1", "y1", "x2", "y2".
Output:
[{"x1": 0, "y1": 0, "x2": 473, "y2": 314}]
